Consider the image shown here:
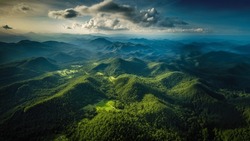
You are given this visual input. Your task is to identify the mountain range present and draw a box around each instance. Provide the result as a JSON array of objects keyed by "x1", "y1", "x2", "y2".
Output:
[{"x1": 0, "y1": 36, "x2": 250, "y2": 141}]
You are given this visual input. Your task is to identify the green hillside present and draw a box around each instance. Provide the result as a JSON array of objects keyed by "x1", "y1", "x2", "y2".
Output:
[
  {"x1": 0, "y1": 57, "x2": 58, "y2": 87},
  {"x1": 1, "y1": 39, "x2": 250, "y2": 141},
  {"x1": 92, "y1": 58, "x2": 150, "y2": 76}
]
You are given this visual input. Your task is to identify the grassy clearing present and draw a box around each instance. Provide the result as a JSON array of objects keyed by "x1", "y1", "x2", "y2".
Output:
[
  {"x1": 108, "y1": 76, "x2": 116, "y2": 83},
  {"x1": 95, "y1": 100, "x2": 120, "y2": 112},
  {"x1": 57, "y1": 69, "x2": 78, "y2": 77},
  {"x1": 93, "y1": 63, "x2": 99, "y2": 66},
  {"x1": 96, "y1": 72, "x2": 104, "y2": 76}
]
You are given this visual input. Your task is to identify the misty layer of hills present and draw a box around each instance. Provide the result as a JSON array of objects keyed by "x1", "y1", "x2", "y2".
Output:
[{"x1": 0, "y1": 36, "x2": 250, "y2": 141}]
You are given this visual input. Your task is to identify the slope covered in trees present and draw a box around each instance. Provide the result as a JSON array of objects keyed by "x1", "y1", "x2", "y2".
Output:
[{"x1": 1, "y1": 38, "x2": 250, "y2": 141}]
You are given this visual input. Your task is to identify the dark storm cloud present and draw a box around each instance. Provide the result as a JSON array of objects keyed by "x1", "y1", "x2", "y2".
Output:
[
  {"x1": 48, "y1": 0, "x2": 188, "y2": 28},
  {"x1": 48, "y1": 8, "x2": 79, "y2": 19},
  {"x1": 19, "y1": 4, "x2": 31, "y2": 11},
  {"x1": 49, "y1": 0, "x2": 135, "y2": 19},
  {"x1": 95, "y1": 0, "x2": 134, "y2": 13},
  {"x1": 2, "y1": 25, "x2": 13, "y2": 30}
]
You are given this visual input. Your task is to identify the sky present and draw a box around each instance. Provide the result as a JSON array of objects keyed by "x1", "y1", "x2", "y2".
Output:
[{"x1": 0, "y1": 0, "x2": 250, "y2": 35}]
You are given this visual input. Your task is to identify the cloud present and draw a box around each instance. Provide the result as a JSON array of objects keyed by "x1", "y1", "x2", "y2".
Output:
[
  {"x1": 82, "y1": 14, "x2": 129, "y2": 31},
  {"x1": 13, "y1": 3, "x2": 33, "y2": 13},
  {"x1": 62, "y1": 15, "x2": 130, "y2": 31},
  {"x1": 48, "y1": 0, "x2": 188, "y2": 30},
  {"x1": 62, "y1": 23, "x2": 83, "y2": 30},
  {"x1": 48, "y1": 0, "x2": 135, "y2": 19},
  {"x1": 194, "y1": 28, "x2": 204, "y2": 32},
  {"x1": 2, "y1": 25, "x2": 13, "y2": 30},
  {"x1": 136, "y1": 8, "x2": 188, "y2": 27},
  {"x1": 63, "y1": 25, "x2": 72, "y2": 29},
  {"x1": 48, "y1": 8, "x2": 79, "y2": 19},
  {"x1": 84, "y1": 0, "x2": 134, "y2": 14}
]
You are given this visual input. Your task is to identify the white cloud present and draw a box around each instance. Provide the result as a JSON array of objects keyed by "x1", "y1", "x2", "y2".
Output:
[
  {"x1": 48, "y1": 0, "x2": 188, "y2": 30},
  {"x1": 62, "y1": 22, "x2": 82, "y2": 30},
  {"x1": 194, "y1": 28, "x2": 204, "y2": 32},
  {"x1": 82, "y1": 14, "x2": 130, "y2": 31}
]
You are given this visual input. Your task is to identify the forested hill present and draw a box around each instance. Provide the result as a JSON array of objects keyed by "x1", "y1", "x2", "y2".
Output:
[{"x1": 0, "y1": 38, "x2": 250, "y2": 141}]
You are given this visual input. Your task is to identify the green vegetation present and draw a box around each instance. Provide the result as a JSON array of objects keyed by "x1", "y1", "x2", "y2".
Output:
[
  {"x1": 1, "y1": 39, "x2": 250, "y2": 141},
  {"x1": 95, "y1": 100, "x2": 120, "y2": 112},
  {"x1": 73, "y1": 94, "x2": 182, "y2": 141}
]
